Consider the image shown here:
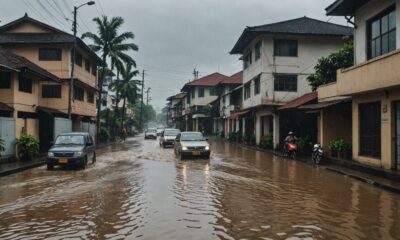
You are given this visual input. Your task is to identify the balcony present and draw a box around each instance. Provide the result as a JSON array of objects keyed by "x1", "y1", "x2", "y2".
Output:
[{"x1": 318, "y1": 49, "x2": 400, "y2": 100}]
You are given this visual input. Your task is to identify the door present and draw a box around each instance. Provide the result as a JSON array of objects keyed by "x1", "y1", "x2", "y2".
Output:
[
  {"x1": 0, "y1": 117, "x2": 16, "y2": 157},
  {"x1": 395, "y1": 102, "x2": 400, "y2": 170}
]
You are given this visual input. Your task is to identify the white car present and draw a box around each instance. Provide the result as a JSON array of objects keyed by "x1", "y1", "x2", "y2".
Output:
[
  {"x1": 174, "y1": 132, "x2": 210, "y2": 159},
  {"x1": 159, "y1": 129, "x2": 180, "y2": 148}
]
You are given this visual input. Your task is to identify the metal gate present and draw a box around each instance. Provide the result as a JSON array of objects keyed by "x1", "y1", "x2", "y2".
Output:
[
  {"x1": 54, "y1": 118, "x2": 72, "y2": 139},
  {"x1": 81, "y1": 122, "x2": 96, "y2": 141},
  {"x1": 0, "y1": 117, "x2": 16, "y2": 158}
]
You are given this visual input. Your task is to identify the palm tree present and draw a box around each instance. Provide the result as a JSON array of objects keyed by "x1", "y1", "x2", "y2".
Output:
[
  {"x1": 82, "y1": 15, "x2": 138, "y2": 143},
  {"x1": 112, "y1": 63, "x2": 140, "y2": 129}
]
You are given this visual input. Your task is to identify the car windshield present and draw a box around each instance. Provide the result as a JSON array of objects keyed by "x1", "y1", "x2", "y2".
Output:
[
  {"x1": 147, "y1": 129, "x2": 157, "y2": 133},
  {"x1": 164, "y1": 129, "x2": 180, "y2": 136},
  {"x1": 181, "y1": 132, "x2": 206, "y2": 141},
  {"x1": 55, "y1": 135, "x2": 85, "y2": 145}
]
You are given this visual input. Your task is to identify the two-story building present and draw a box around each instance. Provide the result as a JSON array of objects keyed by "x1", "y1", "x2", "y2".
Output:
[
  {"x1": 230, "y1": 17, "x2": 353, "y2": 148},
  {"x1": 166, "y1": 92, "x2": 186, "y2": 129},
  {"x1": 0, "y1": 14, "x2": 102, "y2": 151},
  {"x1": 181, "y1": 72, "x2": 227, "y2": 133},
  {"x1": 317, "y1": 0, "x2": 400, "y2": 171}
]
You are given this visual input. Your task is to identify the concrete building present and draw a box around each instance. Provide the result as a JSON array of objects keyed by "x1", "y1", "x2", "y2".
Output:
[
  {"x1": 0, "y1": 14, "x2": 102, "y2": 151},
  {"x1": 318, "y1": 0, "x2": 400, "y2": 171},
  {"x1": 166, "y1": 92, "x2": 186, "y2": 129},
  {"x1": 230, "y1": 17, "x2": 353, "y2": 148},
  {"x1": 181, "y1": 73, "x2": 227, "y2": 133}
]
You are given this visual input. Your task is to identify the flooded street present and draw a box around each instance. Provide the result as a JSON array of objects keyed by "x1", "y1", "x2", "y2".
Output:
[{"x1": 0, "y1": 137, "x2": 399, "y2": 240}]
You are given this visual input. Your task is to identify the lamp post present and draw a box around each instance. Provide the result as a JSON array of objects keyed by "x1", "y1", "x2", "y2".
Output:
[{"x1": 68, "y1": 1, "x2": 95, "y2": 119}]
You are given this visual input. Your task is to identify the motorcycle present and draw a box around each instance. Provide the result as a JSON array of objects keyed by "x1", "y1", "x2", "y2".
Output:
[
  {"x1": 285, "y1": 143, "x2": 297, "y2": 160},
  {"x1": 312, "y1": 144, "x2": 323, "y2": 164}
]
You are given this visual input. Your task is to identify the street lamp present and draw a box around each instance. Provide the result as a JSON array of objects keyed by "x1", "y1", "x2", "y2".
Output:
[{"x1": 68, "y1": 1, "x2": 95, "y2": 119}]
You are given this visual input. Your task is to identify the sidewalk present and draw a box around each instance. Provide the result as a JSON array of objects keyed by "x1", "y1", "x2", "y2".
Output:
[
  {"x1": 0, "y1": 157, "x2": 46, "y2": 177},
  {"x1": 228, "y1": 140, "x2": 400, "y2": 194}
]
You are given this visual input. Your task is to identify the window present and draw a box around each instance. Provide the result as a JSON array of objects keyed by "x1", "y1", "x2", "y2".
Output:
[
  {"x1": 222, "y1": 95, "x2": 226, "y2": 104},
  {"x1": 187, "y1": 95, "x2": 191, "y2": 104},
  {"x1": 198, "y1": 88, "x2": 205, "y2": 98},
  {"x1": 0, "y1": 72, "x2": 11, "y2": 89},
  {"x1": 243, "y1": 51, "x2": 252, "y2": 69},
  {"x1": 74, "y1": 86, "x2": 84, "y2": 101},
  {"x1": 368, "y1": 6, "x2": 396, "y2": 59},
  {"x1": 102, "y1": 99, "x2": 107, "y2": 107},
  {"x1": 255, "y1": 41, "x2": 261, "y2": 60},
  {"x1": 359, "y1": 102, "x2": 381, "y2": 158},
  {"x1": 42, "y1": 84, "x2": 61, "y2": 98},
  {"x1": 18, "y1": 76, "x2": 32, "y2": 93},
  {"x1": 85, "y1": 59, "x2": 91, "y2": 72},
  {"x1": 73, "y1": 51, "x2": 83, "y2": 66},
  {"x1": 254, "y1": 76, "x2": 260, "y2": 95},
  {"x1": 91, "y1": 64, "x2": 97, "y2": 76},
  {"x1": 274, "y1": 75, "x2": 297, "y2": 92},
  {"x1": 274, "y1": 39, "x2": 298, "y2": 57},
  {"x1": 87, "y1": 91, "x2": 94, "y2": 103},
  {"x1": 39, "y1": 48, "x2": 62, "y2": 61},
  {"x1": 210, "y1": 88, "x2": 218, "y2": 96},
  {"x1": 244, "y1": 82, "x2": 251, "y2": 99},
  {"x1": 191, "y1": 89, "x2": 195, "y2": 99}
]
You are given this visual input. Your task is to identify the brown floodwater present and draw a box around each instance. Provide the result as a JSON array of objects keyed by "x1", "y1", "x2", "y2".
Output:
[{"x1": 0, "y1": 136, "x2": 399, "y2": 240}]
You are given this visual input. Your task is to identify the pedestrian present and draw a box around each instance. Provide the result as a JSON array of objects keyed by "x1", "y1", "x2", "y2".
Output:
[{"x1": 121, "y1": 127, "x2": 127, "y2": 142}]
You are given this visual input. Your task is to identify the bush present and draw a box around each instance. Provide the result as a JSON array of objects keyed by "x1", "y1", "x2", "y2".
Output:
[
  {"x1": 260, "y1": 133, "x2": 273, "y2": 149},
  {"x1": 99, "y1": 127, "x2": 110, "y2": 143},
  {"x1": 0, "y1": 136, "x2": 5, "y2": 158},
  {"x1": 297, "y1": 136, "x2": 313, "y2": 156},
  {"x1": 16, "y1": 135, "x2": 39, "y2": 161}
]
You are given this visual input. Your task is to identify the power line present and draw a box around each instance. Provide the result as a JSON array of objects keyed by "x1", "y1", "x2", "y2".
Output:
[
  {"x1": 96, "y1": 0, "x2": 106, "y2": 15},
  {"x1": 23, "y1": 0, "x2": 47, "y2": 20},
  {"x1": 34, "y1": 0, "x2": 69, "y2": 30}
]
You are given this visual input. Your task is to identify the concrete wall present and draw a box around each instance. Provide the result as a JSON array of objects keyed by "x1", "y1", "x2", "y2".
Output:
[
  {"x1": 189, "y1": 86, "x2": 218, "y2": 106},
  {"x1": 255, "y1": 109, "x2": 279, "y2": 147}
]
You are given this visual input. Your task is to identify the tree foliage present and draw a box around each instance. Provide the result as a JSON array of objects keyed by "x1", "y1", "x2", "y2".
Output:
[{"x1": 307, "y1": 40, "x2": 354, "y2": 91}]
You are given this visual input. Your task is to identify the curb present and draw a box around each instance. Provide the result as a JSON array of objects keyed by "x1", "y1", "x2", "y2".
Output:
[{"x1": 0, "y1": 159, "x2": 46, "y2": 177}]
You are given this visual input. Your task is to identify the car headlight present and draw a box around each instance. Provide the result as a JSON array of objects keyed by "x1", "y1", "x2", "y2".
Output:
[
  {"x1": 48, "y1": 152, "x2": 54, "y2": 157},
  {"x1": 73, "y1": 151, "x2": 84, "y2": 157},
  {"x1": 182, "y1": 146, "x2": 188, "y2": 151},
  {"x1": 205, "y1": 145, "x2": 210, "y2": 151}
]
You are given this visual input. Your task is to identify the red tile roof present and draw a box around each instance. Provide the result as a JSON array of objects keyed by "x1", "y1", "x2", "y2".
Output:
[
  {"x1": 220, "y1": 71, "x2": 243, "y2": 85},
  {"x1": 279, "y1": 92, "x2": 318, "y2": 110},
  {"x1": 167, "y1": 92, "x2": 187, "y2": 101},
  {"x1": 183, "y1": 72, "x2": 228, "y2": 88}
]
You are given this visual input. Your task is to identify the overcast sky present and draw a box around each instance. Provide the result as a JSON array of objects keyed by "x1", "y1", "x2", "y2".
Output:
[{"x1": 1, "y1": 0, "x2": 348, "y2": 111}]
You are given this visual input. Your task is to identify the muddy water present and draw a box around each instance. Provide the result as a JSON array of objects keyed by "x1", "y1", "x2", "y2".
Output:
[{"x1": 0, "y1": 137, "x2": 399, "y2": 240}]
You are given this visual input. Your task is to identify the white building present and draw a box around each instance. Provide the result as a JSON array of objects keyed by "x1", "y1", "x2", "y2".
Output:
[{"x1": 230, "y1": 17, "x2": 353, "y2": 147}]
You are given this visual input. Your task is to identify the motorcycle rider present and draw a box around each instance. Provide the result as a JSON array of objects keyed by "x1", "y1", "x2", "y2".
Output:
[{"x1": 284, "y1": 131, "x2": 298, "y2": 153}]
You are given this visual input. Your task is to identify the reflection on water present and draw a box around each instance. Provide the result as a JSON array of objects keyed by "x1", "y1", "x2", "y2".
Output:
[{"x1": 0, "y1": 137, "x2": 399, "y2": 240}]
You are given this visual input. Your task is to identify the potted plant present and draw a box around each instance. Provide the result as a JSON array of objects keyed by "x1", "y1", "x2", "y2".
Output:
[
  {"x1": 336, "y1": 139, "x2": 351, "y2": 159},
  {"x1": 328, "y1": 140, "x2": 339, "y2": 158},
  {"x1": 16, "y1": 135, "x2": 39, "y2": 161},
  {"x1": 260, "y1": 133, "x2": 273, "y2": 149}
]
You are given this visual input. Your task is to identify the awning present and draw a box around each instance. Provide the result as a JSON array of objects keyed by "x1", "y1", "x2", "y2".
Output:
[
  {"x1": 37, "y1": 106, "x2": 68, "y2": 118},
  {"x1": 300, "y1": 98, "x2": 351, "y2": 110},
  {"x1": 192, "y1": 113, "x2": 207, "y2": 119},
  {"x1": 229, "y1": 110, "x2": 249, "y2": 120},
  {"x1": 279, "y1": 92, "x2": 318, "y2": 110},
  {"x1": 0, "y1": 102, "x2": 13, "y2": 112}
]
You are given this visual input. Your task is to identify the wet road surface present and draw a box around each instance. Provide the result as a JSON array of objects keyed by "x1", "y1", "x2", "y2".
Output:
[{"x1": 0, "y1": 136, "x2": 399, "y2": 240}]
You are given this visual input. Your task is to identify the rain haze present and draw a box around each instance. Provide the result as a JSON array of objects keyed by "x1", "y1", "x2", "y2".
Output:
[{"x1": 0, "y1": 0, "x2": 348, "y2": 111}]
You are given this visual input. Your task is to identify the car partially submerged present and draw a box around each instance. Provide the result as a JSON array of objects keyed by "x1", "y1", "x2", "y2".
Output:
[
  {"x1": 174, "y1": 132, "x2": 210, "y2": 159},
  {"x1": 159, "y1": 128, "x2": 180, "y2": 147},
  {"x1": 47, "y1": 132, "x2": 96, "y2": 170}
]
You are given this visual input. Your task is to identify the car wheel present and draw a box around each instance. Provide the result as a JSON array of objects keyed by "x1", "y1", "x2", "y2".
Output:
[
  {"x1": 81, "y1": 157, "x2": 87, "y2": 170},
  {"x1": 92, "y1": 152, "x2": 96, "y2": 164},
  {"x1": 179, "y1": 152, "x2": 184, "y2": 160},
  {"x1": 47, "y1": 163, "x2": 54, "y2": 170}
]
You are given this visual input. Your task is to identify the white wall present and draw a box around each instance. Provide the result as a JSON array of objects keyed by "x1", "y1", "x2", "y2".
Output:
[
  {"x1": 189, "y1": 86, "x2": 218, "y2": 106},
  {"x1": 354, "y1": 0, "x2": 400, "y2": 64}
]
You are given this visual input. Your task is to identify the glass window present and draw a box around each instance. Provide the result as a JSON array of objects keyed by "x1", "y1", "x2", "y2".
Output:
[
  {"x1": 91, "y1": 64, "x2": 97, "y2": 76},
  {"x1": 39, "y1": 48, "x2": 62, "y2": 61},
  {"x1": 87, "y1": 91, "x2": 94, "y2": 103},
  {"x1": 191, "y1": 89, "x2": 195, "y2": 99},
  {"x1": 369, "y1": 7, "x2": 396, "y2": 59},
  {"x1": 255, "y1": 41, "x2": 261, "y2": 60},
  {"x1": 198, "y1": 88, "x2": 205, "y2": 98},
  {"x1": 0, "y1": 72, "x2": 11, "y2": 89},
  {"x1": 42, "y1": 84, "x2": 61, "y2": 98},
  {"x1": 73, "y1": 51, "x2": 83, "y2": 66},
  {"x1": 209, "y1": 87, "x2": 218, "y2": 96},
  {"x1": 74, "y1": 86, "x2": 84, "y2": 101},
  {"x1": 181, "y1": 132, "x2": 206, "y2": 141},
  {"x1": 274, "y1": 75, "x2": 297, "y2": 92},
  {"x1": 55, "y1": 135, "x2": 85, "y2": 145},
  {"x1": 164, "y1": 129, "x2": 180, "y2": 136},
  {"x1": 274, "y1": 39, "x2": 298, "y2": 57},
  {"x1": 85, "y1": 59, "x2": 91, "y2": 72},
  {"x1": 243, "y1": 51, "x2": 252, "y2": 69},
  {"x1": 18, "y1": 76, "x2": 32, "y2": 93},
  {"x1": 359, "y1": 102, "x2": 381, "y2": 158},
  {"x1": 254, "y1": 76, "x2": 260, "y2": 95},
  {"x1": 244, "y1": 82, "x2": 251, "y2": 99}
]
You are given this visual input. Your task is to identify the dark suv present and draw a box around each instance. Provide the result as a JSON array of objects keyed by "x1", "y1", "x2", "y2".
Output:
[{"x1": 47, "y1": 132, "x2": 96, "y2": 170}]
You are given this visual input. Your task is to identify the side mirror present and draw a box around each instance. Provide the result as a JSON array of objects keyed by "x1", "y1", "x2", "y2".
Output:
[{"x1": 87, "y1": 142, "x2": 93, "y2": 146}]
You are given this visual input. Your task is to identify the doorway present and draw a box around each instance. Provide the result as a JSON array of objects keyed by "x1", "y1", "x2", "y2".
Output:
[{"x1": 395, "y1": 102, "x2": 400, "y2": 170}]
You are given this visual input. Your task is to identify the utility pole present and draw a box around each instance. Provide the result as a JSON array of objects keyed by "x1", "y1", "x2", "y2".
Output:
[
  {"x1": 68, "y1": 6, "x2": 78, "y2": 119},
  {"x1": 139, "y1": 69, "x2": 146, "y2": 130},
  {"x1": 193, "y1": 68, "x2": 199, "y2": 80},
  {"x1": 145, "y1": 87, "x2": 151, "y2": 105}
]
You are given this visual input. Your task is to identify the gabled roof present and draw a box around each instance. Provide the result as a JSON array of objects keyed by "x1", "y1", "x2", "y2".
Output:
[
  {"x1": 219, "y1": 71, "x2": 243, "y2": 85},
  {"x1": 0, "y1": 14, "x2": 103, "y2": 64},
  {"x1": 182, "y1": 72, "x2": 228, "y2": 91},
  {"x1": 230, "y1": 16, "x2": 354, "y2": 54},
  {"x1": 326, "y1": 0, "x2": 370, "y2": 16},
  {"x1": 167, "y1": 92, "x2": 187, "y2": 101},
  {"x1": 0, "y1": 50, "x2": 60, "y2": 82},
  {"x1": 279, "y1": 92, "x2": 318, "y2": 110}
]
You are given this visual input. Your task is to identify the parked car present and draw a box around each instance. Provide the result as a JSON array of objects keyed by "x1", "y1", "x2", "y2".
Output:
[
  {"x1": 145, "y1": 128, "x2": 157, "y2": 139},
  {"x1": 159, "y1": 129, "x2": 181, "y2": 148},
  {"x1": 157, "y1": 127, "x2": 164, "y2": 136},
  {"x1": 47, "y1": 132, "x2": 96, "y2": 170},
  {"x1": 174, "y1": 132, "x2": 210, "y2": 159}
]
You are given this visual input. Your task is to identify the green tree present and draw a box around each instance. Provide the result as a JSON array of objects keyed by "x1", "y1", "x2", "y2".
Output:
[
  {"x1": 307, "y1": 40, "x2": 353, "y2": 91},
  {"x1": 82, "y1": 15, "x2": 138, "y2": 142}
]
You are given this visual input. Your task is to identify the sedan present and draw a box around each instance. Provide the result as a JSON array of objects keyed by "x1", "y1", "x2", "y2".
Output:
[
  {"x1": 159, "y1": 128, "x2": 180, "y2": 148},
  {"x1": 145, "y1": 128, "x2": 157, "y2": 139},
  {"x1": 174, "y1": 132, "x2": 210, "y2": 159},
  {"x1": 47, "y1": 132, "x2": 96, "y2": 170}
]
